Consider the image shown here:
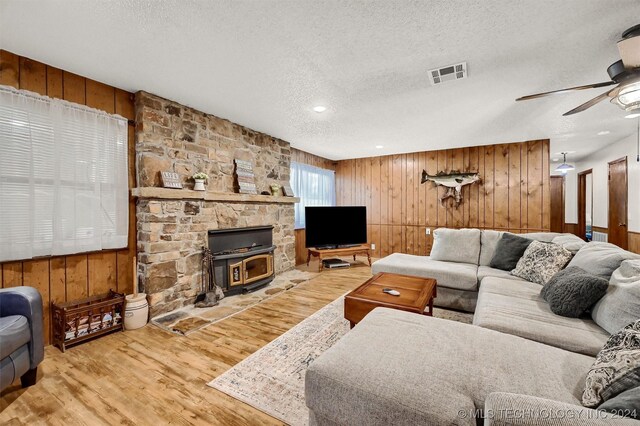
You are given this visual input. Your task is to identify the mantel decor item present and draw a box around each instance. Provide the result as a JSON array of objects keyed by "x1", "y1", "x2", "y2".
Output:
[
  {"x1": 421, "y1": 170, "x2": 480, "y2": 207},
  {"x1": 282, "y1": 183, "x2": 295, "y2": 197},
  {"x1": 192, "y1": 172, "x2": 209, "y2": 191},
  {"x1": 270, "y1": 184, "x2": 282, "y2": 197},
  {"x1": 161, "y1": 171, "x2": 183, "y2": 189},
  {"x1": 234, "y1": 159, "x2": 258, "y2": 194}
]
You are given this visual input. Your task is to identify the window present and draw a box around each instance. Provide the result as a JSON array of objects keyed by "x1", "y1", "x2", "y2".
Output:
[
  {"x1": 290, "y1": 161, "x2": 336, "y2": 229},
  {"x1": 0, "y1": 85, "x2": 129, "y2": 262}
]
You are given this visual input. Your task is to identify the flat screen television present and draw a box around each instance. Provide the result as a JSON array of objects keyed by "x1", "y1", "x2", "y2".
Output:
[{"x1": 305, "y1": 206, "x2": 367, "y2": 249}]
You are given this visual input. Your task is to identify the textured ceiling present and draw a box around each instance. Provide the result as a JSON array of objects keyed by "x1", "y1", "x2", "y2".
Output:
[{"x1": 1, "y1": 0, "x2": 640, "y2": 161}]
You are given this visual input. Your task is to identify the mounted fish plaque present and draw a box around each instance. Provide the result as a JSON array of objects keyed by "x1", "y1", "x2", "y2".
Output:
[{"x1": 421, "y1": 170, "x2": 480, "y2": 207}]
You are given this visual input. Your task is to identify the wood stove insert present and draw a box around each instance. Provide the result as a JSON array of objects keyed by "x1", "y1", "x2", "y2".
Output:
[{"x1": 208, "y1": 226, "x2": 275, "y2": 296}]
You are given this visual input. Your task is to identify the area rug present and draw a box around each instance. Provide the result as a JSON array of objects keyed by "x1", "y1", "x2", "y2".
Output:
[
  {"x1": 152, "y1": 269, "x2": 319, "y2": 335},
  {"x1": 208, "y1": 296, "x2": 472, "y2": 426}
]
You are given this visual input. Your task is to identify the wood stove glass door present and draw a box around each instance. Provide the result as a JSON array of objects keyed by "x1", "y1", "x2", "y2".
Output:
[{"x1": 243, "y1": 254, "x2": 273, "y2": 284}]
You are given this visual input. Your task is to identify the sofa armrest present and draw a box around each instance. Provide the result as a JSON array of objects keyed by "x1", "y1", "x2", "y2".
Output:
[
  {"x1": 0, "y1": 287, "x2": 44, "y2": 368},
  {"x1": 484, "y1": 392, "x2": 639, "y2": 425}
]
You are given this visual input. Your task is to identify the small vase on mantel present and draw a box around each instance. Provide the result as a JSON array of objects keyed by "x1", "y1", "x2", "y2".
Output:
[{"x1": 192, "y1": 172, "x2": 209, "y2": 191}]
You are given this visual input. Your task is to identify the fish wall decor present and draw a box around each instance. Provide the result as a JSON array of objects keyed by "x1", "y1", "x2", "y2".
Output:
[{"x1": 420, "y1": 170, "x2": 481, "y2": 207}]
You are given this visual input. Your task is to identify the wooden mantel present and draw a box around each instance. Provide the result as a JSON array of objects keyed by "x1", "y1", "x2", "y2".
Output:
[{"x1": 131, "y1": 187, "x2": 299, "y2": 204}]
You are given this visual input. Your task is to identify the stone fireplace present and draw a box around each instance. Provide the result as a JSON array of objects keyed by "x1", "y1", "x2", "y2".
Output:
[{"x1": 134, "y1": 91, "x2": 296, "y2": 316}]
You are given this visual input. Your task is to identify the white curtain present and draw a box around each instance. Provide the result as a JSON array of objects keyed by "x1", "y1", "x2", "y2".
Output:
[
  {"x1": 290, "y1": 161, "x2": 336, "y2": 229},
  {"x1": 0, "y1": 85, "x2": 128, "y2": 262}
]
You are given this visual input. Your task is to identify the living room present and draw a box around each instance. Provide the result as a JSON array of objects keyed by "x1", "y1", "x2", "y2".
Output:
[{"x1": 1, "y1": 1, "x2": 640, "y2": 425}]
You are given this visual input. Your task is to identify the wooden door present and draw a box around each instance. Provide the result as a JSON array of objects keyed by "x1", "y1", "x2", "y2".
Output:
[
  {"x1": 577, "y1": 170, "x2": 592, "y2": 241},
  {"x1": 550, "y1": 176, "x2": 565, "y2": 232},
  {"x1": 608, "y1": 157, "x2": 628, "y2": 249}
]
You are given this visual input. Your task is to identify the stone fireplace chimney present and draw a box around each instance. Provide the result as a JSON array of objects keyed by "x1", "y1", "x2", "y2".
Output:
[{"x1": 134, "y1": 91, "x2": 296, "y2": 316}]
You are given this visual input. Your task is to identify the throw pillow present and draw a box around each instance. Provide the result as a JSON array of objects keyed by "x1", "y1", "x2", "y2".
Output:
[
  {"x1": 489, "y1": 233, "x2": 533, "y2": 271},
  {"x1": 583, "y1": 319, "x2": 640, "y2": 408},
  {"x1": 429, "y1": 228, "x2": 481, "y2": 265},
  {"x1": 510, "y1": 241, "x2": 572, "y2": 285},
  {"x1": 568, "y1": 242, "x2": 640, "y2": 280},
  {"x1": 591, "y1": 259, "x2": 640, "y2": 334},
  {"x1": 539, "y1": 266, "x2": 608, "y2": 318},
  {"x1": 598, "y1": 386, "x2": 640, "y2": 419}
]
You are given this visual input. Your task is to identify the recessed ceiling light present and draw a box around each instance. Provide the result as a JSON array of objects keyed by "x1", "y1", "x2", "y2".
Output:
[
  {"x1": 313, "y1": 105, "x2": 327, "y2": 113},
  {"x1": 597, "y1": 130, "x2": 610, "y2": 136},
  {"x1": 375, "y1": 145, "x2": 384, "y2": 149},
  {"x1": 552, "y1": 158, "x2": 559, "y2": 162},
  {"x1": 626, "y1": 111, "x2": 640, "y2": 119}
]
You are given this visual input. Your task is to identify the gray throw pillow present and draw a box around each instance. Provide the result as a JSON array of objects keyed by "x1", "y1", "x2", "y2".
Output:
[
  {"x1": 583, "y1": 319, "x2": 640, "y2": 407},
  {"x1": 511, "y1": 241, "x2": 573, "y2": 285},
  {"x1": 429, "y1": 228, "x2": 481, "y2": 265},
  {"x1": 540, "y1": 266, "x2": 608, "y2": 318},
  {"x1": 591, "y1": 260, "x2": 640, "y2": 334},
  {"x1": 551, "y1": 234, "x2": 587, "y2": 255},
  {"x1": 489, "y1": 233, "x2": 533, "y2": 271},
  {"x1": 598, "y1": 386, "x2": 640, "y2": 419},
  {"x1": 568, "y1": 242, "x2": 640, "y2": 280}
]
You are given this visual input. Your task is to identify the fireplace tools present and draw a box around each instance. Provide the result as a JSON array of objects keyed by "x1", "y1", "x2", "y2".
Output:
[{"x1": 195, "y1": 247, "x2": 225, "y2": 308}]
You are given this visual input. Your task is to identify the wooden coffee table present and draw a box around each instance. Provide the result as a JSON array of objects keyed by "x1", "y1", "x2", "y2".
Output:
[{"x1": 344, "y1": 272, "x2": 437, "y2": 328}]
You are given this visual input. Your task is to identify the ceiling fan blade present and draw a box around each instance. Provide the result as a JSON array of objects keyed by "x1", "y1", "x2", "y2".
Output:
[
  {"x1": 516, "y1": 81, "x2": 616, "y2": 101},
  {"x1": 562, "y1": 89, "x2": 615, "y2": 116}
]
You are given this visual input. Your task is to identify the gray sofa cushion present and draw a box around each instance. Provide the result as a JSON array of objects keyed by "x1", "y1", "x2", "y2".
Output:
[
  {"x1": 0, "y1": 315, "x2": 30, "y2": 359},
  {"x1": 592, "y1": 260, "x2": 640, "y2": 334},
  {"x1": 521, "y1": 232, "x2": 561, "y2": 243},
  {"x1": 306, "y1": 308, "x2": 594, "y2": 426},
  {"x1": 489, "y1": 233, "x2": 533, "y2": 271},
  {"x1": 583, "y1": 319, "x2": 640, "y2": 407},
  {"x1": 552, "y1": 234, "x2": 588, "y2": 255},
  {"x1": 477, "y1": 265, "x2": 526, "y2": 282},
  {"x1": 371, "y1": 253, "x2": 479, "y2": 291},
  {"x1": 540, "y1": 266, "x2": 609, "y2": 318},
  {"x1": 479, "y1": 230, "x2": 503, "y2": 266},
  {"x1": 429, "y1": 228, "x2": 481, "y2": 265},
  {"x1": 568, "y1": 242, "x2": 640, "y2": 280},
  {"x1": 511, "y1": 241, "x2": 573, "y2": 285},
  {"x1": 474, "y1": 277, "x2": 610, "y2": 356},
  {"x1": 598, "y1": 386, "x2": 640, "y2": 419}
]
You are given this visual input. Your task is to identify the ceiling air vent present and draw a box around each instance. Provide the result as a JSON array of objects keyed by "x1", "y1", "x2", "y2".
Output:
[{"x1": 428, "y1": 62, "x2": 467, "y2": 85}]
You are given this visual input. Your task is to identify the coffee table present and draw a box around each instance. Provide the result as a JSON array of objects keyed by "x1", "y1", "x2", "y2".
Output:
[{"x1": 344, "y1": 272, "x2": 437, "y2": 328}]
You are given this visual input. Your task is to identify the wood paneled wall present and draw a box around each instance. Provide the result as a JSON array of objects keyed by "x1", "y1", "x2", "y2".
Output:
[
  {"x1": 0, "y1": 50, "x2": 136, "y2": 344},
  {"x1": 291, "y1": 149, "x2": 336, "y2": 265},
  {"x1": 291, "y1": 147, "x2": 336, "y2": 171},
  {"x1": 335, "y1": 140, "x2": 551, "y2": 258}
]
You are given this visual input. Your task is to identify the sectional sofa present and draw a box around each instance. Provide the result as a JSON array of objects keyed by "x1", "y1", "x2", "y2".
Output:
[{"x1": 305, "y1": 228, "x2": 640, "y2": 425}]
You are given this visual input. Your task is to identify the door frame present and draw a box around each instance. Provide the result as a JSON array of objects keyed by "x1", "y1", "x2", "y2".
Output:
[
  {"x1": 577, "y1": 169, "x2": 592, "y2": 242},
  {"x1": 608, "y1": 157, "x2": 628, "y2": 249}
]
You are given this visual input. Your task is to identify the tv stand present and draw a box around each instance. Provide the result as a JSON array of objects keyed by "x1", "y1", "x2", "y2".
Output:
[{"x1": 306, "y1": 244, "x2": 372, "y2": 272}]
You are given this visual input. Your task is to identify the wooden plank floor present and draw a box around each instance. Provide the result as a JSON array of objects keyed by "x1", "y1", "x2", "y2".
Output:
[{"x1": 0, "y1": 261, "x2": 373, "y2": 425}]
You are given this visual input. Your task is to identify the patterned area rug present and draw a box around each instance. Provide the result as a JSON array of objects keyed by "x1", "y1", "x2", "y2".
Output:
[
  {"x1": 208, "y1": 296, "x2": 472, "y2": 426},
  {"x1": 152, "y1": 269, "x2": 319, "y2": 335}
]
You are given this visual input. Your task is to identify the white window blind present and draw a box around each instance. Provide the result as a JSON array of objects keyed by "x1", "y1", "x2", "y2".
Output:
[
  {"x1": 0, "y1": 85, "x2": 129, "y2": 262},
  {"x1": 290, "y1": 161, "x2": 336, "y2": 229}
]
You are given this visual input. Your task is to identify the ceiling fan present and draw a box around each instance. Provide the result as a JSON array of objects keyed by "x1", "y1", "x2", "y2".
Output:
[{"x1": 517, "y1": 24, "x2": 640, "y2": 116}]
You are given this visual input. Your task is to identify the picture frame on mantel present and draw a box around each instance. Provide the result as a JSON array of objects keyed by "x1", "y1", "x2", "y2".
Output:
[
  {"x1": 282, "y1": 183, "x2": 295, "y2": 197},
  {"x1": 161, "y1": 171, "x2": 183, "y2": 189}
]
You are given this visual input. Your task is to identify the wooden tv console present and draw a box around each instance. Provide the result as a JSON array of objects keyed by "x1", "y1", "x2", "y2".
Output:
[{"x1": 306, "y1": 244, "x2": 372, "y2": 272}]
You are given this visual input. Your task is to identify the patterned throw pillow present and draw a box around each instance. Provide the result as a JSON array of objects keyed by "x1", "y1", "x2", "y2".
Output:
[
  {"x1": 510, "y1": 241, "x2": 572, "y2": 285},
  {"x1": 583, "y1": 320, "x2": 640, "y2": 407}
]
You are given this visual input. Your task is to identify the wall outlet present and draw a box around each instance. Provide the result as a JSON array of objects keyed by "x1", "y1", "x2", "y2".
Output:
[
  {"x1": 425, "y1": 228, "x2": 431, "y2": 235},
  {"x1": 371, "y1": 243, "x2": 376, "y2": 250}
]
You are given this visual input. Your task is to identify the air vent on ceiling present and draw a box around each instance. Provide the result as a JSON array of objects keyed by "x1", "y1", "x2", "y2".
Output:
[{"x1": 428, "y1": 62, "x2": 467, "y2": 85}]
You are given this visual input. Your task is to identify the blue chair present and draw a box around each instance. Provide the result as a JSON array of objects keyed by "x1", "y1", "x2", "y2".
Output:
[{"x1": 0, "y1": 287, "x2": 44, "y2": 391}]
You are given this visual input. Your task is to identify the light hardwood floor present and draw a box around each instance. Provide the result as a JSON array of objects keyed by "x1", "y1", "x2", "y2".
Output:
[{"x1": 0, "y1": 260, "x2": 373, "y2": 425}]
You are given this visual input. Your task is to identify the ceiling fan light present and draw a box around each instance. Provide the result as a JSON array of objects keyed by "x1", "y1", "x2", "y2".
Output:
[{"x1": 611, "y1": 81, "x2": 640, "y2": 110}]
